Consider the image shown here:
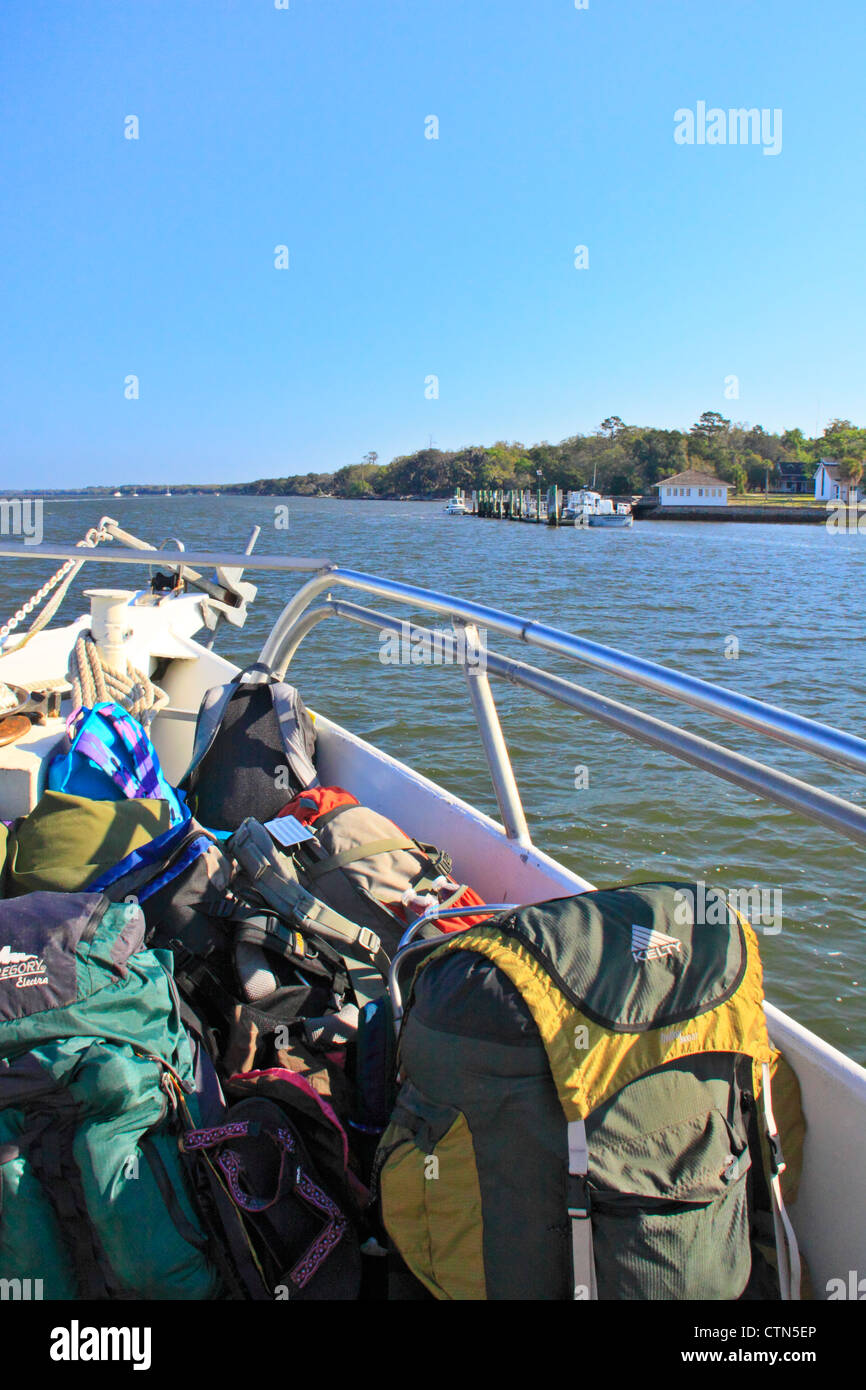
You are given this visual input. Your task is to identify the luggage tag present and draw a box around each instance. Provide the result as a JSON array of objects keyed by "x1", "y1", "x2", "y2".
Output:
[{"x1": 263, "y1": 814, "x2": 317, "y2": 849}]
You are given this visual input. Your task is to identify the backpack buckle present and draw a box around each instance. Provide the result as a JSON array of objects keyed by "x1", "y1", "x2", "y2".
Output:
[
  {"x1": 566, "y1": 1173, "x2": 591, "y2": 1219},
  {"x1": 766, "y1": 1131, "x2": 787, "y2": 1177},
  {"x1": 357, "y1": 927, "x2": 381, "y2": 957}
]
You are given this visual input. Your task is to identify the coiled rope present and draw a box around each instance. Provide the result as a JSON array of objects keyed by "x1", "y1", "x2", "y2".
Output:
[{"x1": 68, "y1": 632, "x2": 168, "y2": 727}]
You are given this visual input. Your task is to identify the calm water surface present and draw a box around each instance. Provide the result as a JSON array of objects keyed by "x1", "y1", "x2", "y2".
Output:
[{"x1": 2, "y1": 496, "x2": 864, "y2": 1059}]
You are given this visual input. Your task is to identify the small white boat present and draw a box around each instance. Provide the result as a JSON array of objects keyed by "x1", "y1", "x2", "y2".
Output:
[
  {"x1": 444, "y1": 495, "x2": 468, "y2": 514},
  {"x1": 564, "y1": 489, "x2": 633, "y2": 527},
  {"x1": 589, "y1": 501, "x2": 633, "y2": 528},
  {"x1": 1, "y1": 516, "x2": 865, "y2": 1300}
]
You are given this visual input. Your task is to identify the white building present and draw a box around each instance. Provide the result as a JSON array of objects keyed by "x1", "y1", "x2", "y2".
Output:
[
  {"x1": 654, "y1": 470, "x2": 729, "y2": 507},
  {"x1": 814, "y1": 459, "x2": 861, "y2": 503}
]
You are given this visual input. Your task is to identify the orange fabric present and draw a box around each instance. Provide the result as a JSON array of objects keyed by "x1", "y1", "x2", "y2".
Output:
[{"x1": 279, "y1": 786, "x2": 358, "y2": 824}]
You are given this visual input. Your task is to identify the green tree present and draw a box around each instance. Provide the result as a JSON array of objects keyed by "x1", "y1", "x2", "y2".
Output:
[{"x1": 691, "y1": 411, "x2": 731, "y2": 440}]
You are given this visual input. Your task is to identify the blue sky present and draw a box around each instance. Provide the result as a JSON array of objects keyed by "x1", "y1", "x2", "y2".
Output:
[{"x1": 0, "y1": 0, "x2": 863, "y2": 486}]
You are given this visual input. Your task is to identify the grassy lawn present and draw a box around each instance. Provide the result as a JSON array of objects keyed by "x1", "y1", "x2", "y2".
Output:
[{"x1": 729, "y1": 493, "x2": 822, "y2": 507}]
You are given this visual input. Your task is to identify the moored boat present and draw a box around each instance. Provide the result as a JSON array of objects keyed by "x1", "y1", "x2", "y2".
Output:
[{"x1": 564, "y1": 489, "x2": 634, "y2": 527}]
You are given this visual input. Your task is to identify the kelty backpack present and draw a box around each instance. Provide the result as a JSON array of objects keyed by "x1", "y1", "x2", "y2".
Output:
[
  {"x1": 181, "y1": 664, "x2": 318, "y2": 832},
  {"x1": 376, "y1": 881, "x2": 805, "y2": 1302},
  {"x1": 0, "y1": 891, "x2": 220, "y2": 1300}
]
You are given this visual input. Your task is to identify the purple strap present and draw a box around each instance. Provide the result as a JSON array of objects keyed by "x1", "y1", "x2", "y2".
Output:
[{"x1": 183, "y1": 1121, "x2": 347, "y2": 1290}]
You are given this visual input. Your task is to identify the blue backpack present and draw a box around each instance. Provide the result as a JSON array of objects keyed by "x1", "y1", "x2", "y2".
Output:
[{"x1": 48, "y1": 702, "x2": 188, "y2": 825}]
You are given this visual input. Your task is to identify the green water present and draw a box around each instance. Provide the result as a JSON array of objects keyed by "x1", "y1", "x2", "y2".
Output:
[{"x1": 2, "y1": 495, "x2": 864, "y2": 1060}]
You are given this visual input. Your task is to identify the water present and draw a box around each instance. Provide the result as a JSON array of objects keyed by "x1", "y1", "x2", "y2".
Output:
[{"x1": 2, "y1": 495, "x2": 865, "y2": 1060}]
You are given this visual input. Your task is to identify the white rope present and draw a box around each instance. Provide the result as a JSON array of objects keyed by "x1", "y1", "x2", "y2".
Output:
[{"x1": 69, "y1": 632, "x2": 169, "y2": 727}]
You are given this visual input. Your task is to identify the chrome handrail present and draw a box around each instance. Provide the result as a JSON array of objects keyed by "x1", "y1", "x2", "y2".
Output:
[
  {"x1": 3, "y1": 543, "x2": 866, "y2": 848},
  {"x1": 278, "y1": 598, "x2": 866, "y2": 850},
  {"x1": 5, "y1": 545, "x2": 866, "y2": 777},
  {"x1": 258, "y1": 563, "x2": 866, "y2": 777}
]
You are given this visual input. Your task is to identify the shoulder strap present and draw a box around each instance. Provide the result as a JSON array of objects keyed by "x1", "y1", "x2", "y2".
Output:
[
  {"x1": 181, "y1": 665, "x2": 276, "y2": 789},
  {"x1": 305, "y1": 837, "x2": 418, "y2": 879},
  {"x1": 269, "y1": 684, "x2": 319, "y2": 790},
  {"x1": 760, "y1": 1061, "x2": 802, "y2": 1300},
  {"x1": 567, "y1": 1119, "x2": 597, "y2": 1300}
]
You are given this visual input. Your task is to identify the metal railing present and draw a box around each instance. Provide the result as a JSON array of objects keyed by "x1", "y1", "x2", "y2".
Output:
[{"x1": 3, "y1": 543, "x2": 866, "y2": 848}]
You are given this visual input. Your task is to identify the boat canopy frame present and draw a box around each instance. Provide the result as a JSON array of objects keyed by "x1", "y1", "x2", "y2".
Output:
[{"x1": 4, "y1": 542, "x2": 866, "y2": 850}]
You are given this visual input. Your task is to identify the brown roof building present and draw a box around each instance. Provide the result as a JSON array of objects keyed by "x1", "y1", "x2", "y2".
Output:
[{"x1": 654, "y1": 471, "x2": 729, "y2": 506}]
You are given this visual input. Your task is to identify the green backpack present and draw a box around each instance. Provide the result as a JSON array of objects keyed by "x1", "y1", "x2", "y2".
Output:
[
  {"x1": 377, "y1": 882, "x2": 805, "y2": 1301},
  {"x1": 0, "y1": 890, "x2": 220, "y2": 1300}
]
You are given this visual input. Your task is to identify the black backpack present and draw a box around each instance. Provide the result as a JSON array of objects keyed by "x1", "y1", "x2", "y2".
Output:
[
  {"x1": 181, "y1": 664, "x2": 319, "y2": 832},
  {"x1": 179, "y1": 1079, "x2": 364, "y2": 1300}
]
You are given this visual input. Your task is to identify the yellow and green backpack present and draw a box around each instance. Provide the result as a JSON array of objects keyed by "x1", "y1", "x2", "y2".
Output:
[{"x1": 377, "y1": 881, "x2": 805, "y2": 1301}]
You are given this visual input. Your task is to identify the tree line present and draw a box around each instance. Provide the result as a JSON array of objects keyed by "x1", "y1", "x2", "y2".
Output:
[
  {"x1": 49, "y1": 415, "x2": 862, "y2": 501},
  {"x1": 221, "y1": 416, "x2": 866, "y2": 500}
]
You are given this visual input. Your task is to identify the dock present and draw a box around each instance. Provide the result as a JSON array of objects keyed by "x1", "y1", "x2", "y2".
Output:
[
  {"x1": 471, "y1": 487, "x2": 566, "y2": 524},
  {"x1": 465, "y1": 490, "x2": 830, "y2": 525}
]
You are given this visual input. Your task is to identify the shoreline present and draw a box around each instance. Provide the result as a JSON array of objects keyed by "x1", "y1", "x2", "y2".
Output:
[
  {"x1": 634, "y1": 504, "x2": 829, "y2": 524},
  {"x1": 0, "y1": 492, "x2": 835, "y2": 524}
]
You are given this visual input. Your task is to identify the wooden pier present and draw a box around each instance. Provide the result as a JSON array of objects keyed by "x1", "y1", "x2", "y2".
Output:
[{"x1": 471, "y1": 486, "x2": 565, "y2": 525}]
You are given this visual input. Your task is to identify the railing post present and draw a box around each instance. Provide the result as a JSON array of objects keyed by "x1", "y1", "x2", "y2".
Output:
[{"x1": 455, "y1": 620, "x2": 532, "y2": 847}]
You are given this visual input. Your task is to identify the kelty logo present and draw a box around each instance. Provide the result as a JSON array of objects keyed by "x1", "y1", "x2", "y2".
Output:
[
  {"x1": 631, "y1": 925, "x2": 682, "y2": 963},
  {"x1": 0, "y1": 943, "x2": 48, "y2": 988}
]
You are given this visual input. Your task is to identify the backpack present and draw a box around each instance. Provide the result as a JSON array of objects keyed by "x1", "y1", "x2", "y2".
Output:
[
  {"x1": 0, "y1": 891, "x2": 221, "y2": 1300},
  {"x1": 48, "y1": 702, "x2": 188, "y2": 825},
  {"x1": 90, "y1": 814, "x2": 371, "y2": 1094},
  {"x1": 91, "y1": 815, "x2": 234, "y2": 959},
  {"x1": 179, "y1": 1068, "x2": 365, "y2": 1300},
  {"x1": 376, "y1": 881, "x2": 805, "y2": 1302},
  {"x1": 278, "y1": 786, "x2": 488, "y2": 953},
  {"x1": 181, "y1": 664, "x2": 318, "y2": 832},
  {"x1": 3, "y1": 790, "x2": 174, "y2": 897}
]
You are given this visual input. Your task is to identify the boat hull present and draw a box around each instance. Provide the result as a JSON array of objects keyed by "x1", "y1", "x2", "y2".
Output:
[{"x1": 587, "y1": 513, "x2": 634, "y2": 528}]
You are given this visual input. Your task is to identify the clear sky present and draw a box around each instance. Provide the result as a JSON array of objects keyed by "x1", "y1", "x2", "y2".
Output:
[{"x1": 0, "y1": 0, "x2": 863, "y2": 487}]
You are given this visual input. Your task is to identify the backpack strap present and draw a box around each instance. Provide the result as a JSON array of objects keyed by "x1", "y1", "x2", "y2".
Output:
[
  {"x1": 269, "y1": 684, "x2": 319, "y2": 790},
  {"x1": 228, "y1": 820, "x2": 390, "y2": 983},
  {"x1": 23, "y1": 1106, "x2": 125, "y2": 1300},
  {"x1": 305, "y1": 837, "x2": 418, "y2": 879},
  {"x1": 760, "y1": 1060, "x2": 802, "y2": 1300},
  {"x1": 567, "y1": 1119, "x2": 597, "y2": 1300},
  {"x1": 180, "y1": 1115, "x2": 349, "y2": 1294}
]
